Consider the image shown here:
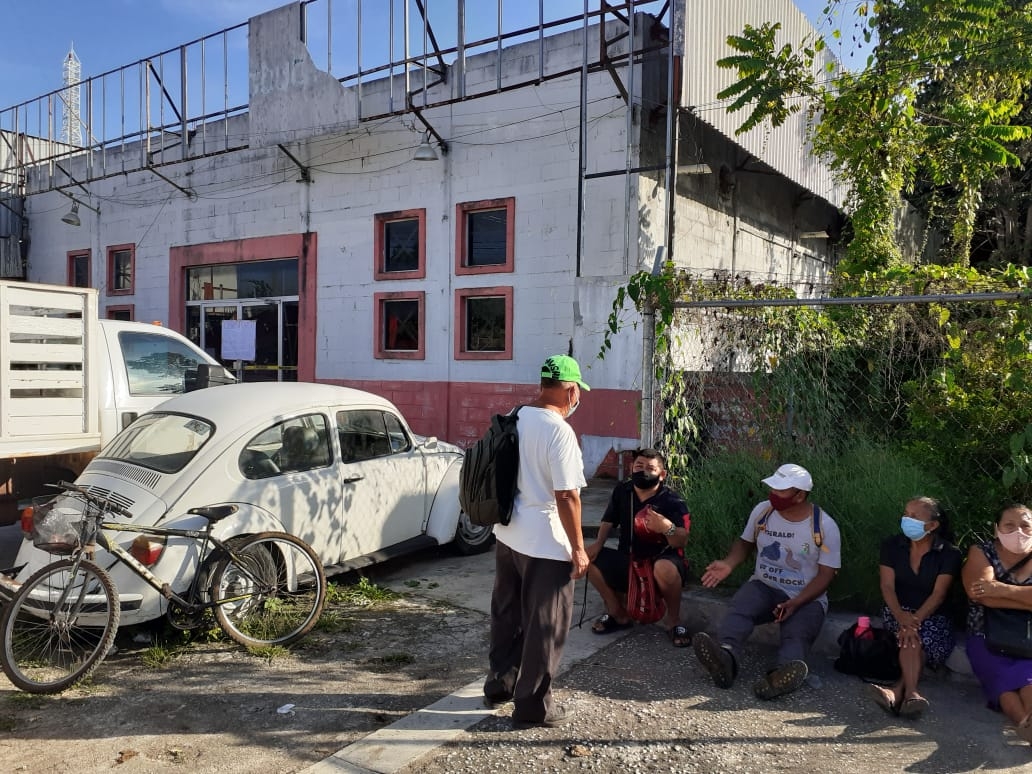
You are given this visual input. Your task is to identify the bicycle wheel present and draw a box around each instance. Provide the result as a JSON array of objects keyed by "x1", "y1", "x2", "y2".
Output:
[
  {"x1": 0, "y1": 558, "x2": 119, "y2": 694},
  {"x1": 211, "y1": 532, "x2": 326, "y2": 648}
]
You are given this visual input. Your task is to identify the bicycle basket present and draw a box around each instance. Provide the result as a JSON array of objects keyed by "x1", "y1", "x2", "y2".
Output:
[{"x1": 31, "y1": 497, "x2": 86, "y2": 555}]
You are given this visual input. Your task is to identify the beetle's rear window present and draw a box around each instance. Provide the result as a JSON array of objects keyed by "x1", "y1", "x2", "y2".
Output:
[{"x1": 100, "y1": 412, "x2": 214, "y2": 474}]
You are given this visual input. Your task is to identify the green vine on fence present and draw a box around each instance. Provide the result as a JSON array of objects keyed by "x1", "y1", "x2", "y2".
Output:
[{"x1": 600, "y1": 263, "x2": 1032, "y2": 506}]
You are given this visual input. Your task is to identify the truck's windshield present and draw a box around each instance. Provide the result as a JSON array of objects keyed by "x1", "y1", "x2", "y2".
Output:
[
  {"x1": 100, "y1": 412, "x2": 213, "y2": 474},
  {"x1": 119, "y1": 330, "x2": 210, "y2": 396}
]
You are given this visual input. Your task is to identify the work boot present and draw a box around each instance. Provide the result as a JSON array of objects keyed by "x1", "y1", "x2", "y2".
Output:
[
  {"x1": 753, "y1": 660, "x2": 808, "y2": 700},
  {"x1": 692, "y1": 631, "x2": 736, "y2": 689}
]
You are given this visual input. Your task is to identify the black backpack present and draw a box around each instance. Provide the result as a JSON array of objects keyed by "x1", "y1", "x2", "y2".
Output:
[
  {"x1": 833, "y1": 624, "x2": 901, "y2": 683},
  {"x1": 458, "y1": 408, "x2": 521, "y2": 527}
]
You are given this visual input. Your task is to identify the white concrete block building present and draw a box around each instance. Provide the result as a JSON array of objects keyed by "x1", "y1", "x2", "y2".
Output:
[{"x1": 0, "y1": 1, "x2": 842, "y2": 476}]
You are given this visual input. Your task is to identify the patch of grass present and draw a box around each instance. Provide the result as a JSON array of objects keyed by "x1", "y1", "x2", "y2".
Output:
[
  {"x1": 677, "y1": 450, "x2": 769, "y2": 588},
  {"x1": 403, "y1": 580, "x2": 420, "y2": 588},
  {"x1": 248, "y1": 644, "x2": 290, "y2": 660},
  {"x1": 141, "y1": 643, "x2": 182, "y2": 668},
  {"x1": 195, "y1": 627, "x2": 226, "y2": 643},
  {"x1": 6, "y1": 693, "x2": 47, "y2": 709},
  {"x1": 367, "y1": 652, "x2": 414, "y2": 671},
  {"x1": 72, "y1": 677, "x2": 99, "y2": 694},
  {"x1": 326, "y1": 576, "x2": 399, "y2": 607},
  {"x1": 314, "y1": 610, "x2": 353, "y2": 634}
]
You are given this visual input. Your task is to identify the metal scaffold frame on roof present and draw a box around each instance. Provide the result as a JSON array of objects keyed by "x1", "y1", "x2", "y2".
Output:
[
  {"x1": 0, "y1": 0, "x2": 686, "y2": 448},
  {"x1": 0, "y1": 1, "x2": 676, "y2": 199}
]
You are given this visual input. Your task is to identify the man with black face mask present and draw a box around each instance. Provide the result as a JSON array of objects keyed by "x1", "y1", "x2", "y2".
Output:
[
  {"x1": 586, "y1": 448, "x2": 692, "y2": 646},
  {"x1": 692, "y1": 463, "x2": 841, "y2": 701}
]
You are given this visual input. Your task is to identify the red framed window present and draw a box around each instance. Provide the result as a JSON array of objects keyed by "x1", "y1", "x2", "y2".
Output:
[
  {"x1": 454, "y1": 286, "x2": 513, "y2": 360},
  {"x1": 455, "y1": 197, "x2": 515, "y2": 275},
  {"x1": 106, "y1": 304, "x2": 134, "y2": 321},
  {"x1": 107, "y1": 243, "x2": 135, "y2": 295},
  {"x1": 374, "y1": 291, "x2": 425, "y2": 360},
  {"x1": 374, "y1": 209, "x2": 426, "y2": 280},
  {"x1": 67, "y1": 250, "x2": 91, "y2": 287}
]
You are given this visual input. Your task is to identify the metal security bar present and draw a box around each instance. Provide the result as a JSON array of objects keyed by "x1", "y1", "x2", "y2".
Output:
[{"x1": 0, "y1": 1, "x2": 671, "y2": 197}]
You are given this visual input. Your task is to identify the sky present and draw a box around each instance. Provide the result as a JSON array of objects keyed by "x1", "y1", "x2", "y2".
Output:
[{"x1": 0, "y1": 0, "x2": 863, "y2": 111}]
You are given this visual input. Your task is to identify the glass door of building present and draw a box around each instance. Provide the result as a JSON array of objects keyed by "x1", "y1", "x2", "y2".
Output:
[
  {"x1": 184, "y1": 258, "x2": 300, "y2": 383},
  {"x1": 186, "y1": 299, "x2": 298, "y2": 382}
]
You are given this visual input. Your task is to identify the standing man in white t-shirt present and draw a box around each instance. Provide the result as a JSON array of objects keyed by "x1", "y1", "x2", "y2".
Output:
[
  {"x1": 483, "y1": 354, "x2": 591, "y2": 729},
  {"x1": 691, "y1": 463, "x2": 841, "y2": 700}
]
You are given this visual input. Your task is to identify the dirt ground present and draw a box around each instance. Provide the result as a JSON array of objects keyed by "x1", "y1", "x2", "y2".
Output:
[
  {"x1": 6, "y1": 542, "x2": 1032, "y2": 774},
  {"x1": 0, "y1": 582, "x2": 490, "y2": 773}
]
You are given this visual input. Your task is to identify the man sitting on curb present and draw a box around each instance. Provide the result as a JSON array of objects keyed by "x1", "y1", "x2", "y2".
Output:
[
  {"x1": 692, "y1": 463, "x2": 841, "y2": 699},
  {"x1": 586, "y1": 448, "x2": 693, "y2": 646}
]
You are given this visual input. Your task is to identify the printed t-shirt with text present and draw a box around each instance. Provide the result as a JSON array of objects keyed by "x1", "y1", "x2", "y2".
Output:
[{"x1": 739, "y1": 500, "x2": 842, "y2": 610}]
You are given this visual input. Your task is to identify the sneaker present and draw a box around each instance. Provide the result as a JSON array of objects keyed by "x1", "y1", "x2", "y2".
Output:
[
  {"x1": 753, "y1": 660, "x2": 808, "y2": 700},
  {"x1": 512, "y1": 705, "x2": 574, "y2": 729},
  {"x1": 692, "y1": 632, "x2": 736, "y2": 689},
  {"x1": 483, "y1": 675, "x2": 513, "y2": 707}
]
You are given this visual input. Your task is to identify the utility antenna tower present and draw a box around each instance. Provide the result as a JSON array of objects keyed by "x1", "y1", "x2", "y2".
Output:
[{"x1": 61, "y1": 44, "x2": 83, "y2": 147}]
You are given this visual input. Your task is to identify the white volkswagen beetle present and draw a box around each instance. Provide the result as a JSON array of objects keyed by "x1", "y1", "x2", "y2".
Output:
[{"x1": 3, "y1": 382, "x2": 492, "y2": 625}]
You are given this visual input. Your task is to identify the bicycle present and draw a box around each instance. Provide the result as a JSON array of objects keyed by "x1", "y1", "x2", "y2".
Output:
[{"x1": 0, "y1": 481, "x2": 327, "y2": 694}]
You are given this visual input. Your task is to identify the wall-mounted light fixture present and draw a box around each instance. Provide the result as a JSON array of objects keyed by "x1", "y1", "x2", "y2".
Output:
[
  {"x1": 410, "y1": 109, "x2": 449, "y2": 162},
  {"x1": 57, "y1": 190, "x2": 100, "y2": 226},
  {"x1": 60, "y1": 203, "x2": 82, "y2": 226},
  {"x1": 59, "y1": 198, "x2": 99, "y2": 226},
  {"x1": 413, "y1": 131, "x2": 440, "y2": 161},
  {"x1": 798, "y1": 230, "x2": 829, "y2": 239}
]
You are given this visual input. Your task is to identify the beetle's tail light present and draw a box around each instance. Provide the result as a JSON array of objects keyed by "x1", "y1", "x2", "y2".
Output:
[
  {"x1": 130, "y1": 536, "x2": 166, "y2": 566},
  {"x1": 20, "y1": 506, "x2": 34, "y2": 539}
]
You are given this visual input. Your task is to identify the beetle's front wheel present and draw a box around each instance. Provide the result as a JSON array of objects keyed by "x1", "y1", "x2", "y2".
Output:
[{"x1": 452, "y1": 511, "x2": 495, "y2": 555}]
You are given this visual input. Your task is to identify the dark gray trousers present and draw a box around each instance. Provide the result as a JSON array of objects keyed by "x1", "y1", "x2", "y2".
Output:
[
  {"x1": 718, "y1": 579, "x2": 826, "y2": 667},
  {"x1": 488, "y1": 540, "x2": 574, "y2": 722}
]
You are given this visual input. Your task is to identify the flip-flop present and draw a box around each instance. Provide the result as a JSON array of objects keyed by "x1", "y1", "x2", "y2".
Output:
[
  {"x1": 898, "y1": 695, "x2": 929, "y2": 719},
  {"x1": 668, "y1": 624, "x2": 691, "y2": 647},
  {"x1": 865, "y1": 683, "x2": 899, "y2": 716},
  {"x1": 591, "y1": 614, "x2": 633, "y2": 634},
  {"x1": 1017, "y1": 714, "x2": 1032, "y2": 744}
]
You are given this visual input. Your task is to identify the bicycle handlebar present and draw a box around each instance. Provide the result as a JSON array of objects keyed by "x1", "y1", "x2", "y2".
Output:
[{"x1": 51, "y1": 481, "x2": 133, "y2": 519}]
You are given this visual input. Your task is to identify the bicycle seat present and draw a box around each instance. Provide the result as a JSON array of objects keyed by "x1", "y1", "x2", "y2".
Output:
[{"x1": 187, "y1": 505, "x2": 239, "y2": 523}]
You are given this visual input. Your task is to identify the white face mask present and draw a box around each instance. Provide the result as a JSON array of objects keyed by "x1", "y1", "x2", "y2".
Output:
[
  {"x1": 997, "y1": 527, "x2": 1032, "y2": 555},
  {"x1": 566, "y1": 388, "x2": 579, "y2": 418}
]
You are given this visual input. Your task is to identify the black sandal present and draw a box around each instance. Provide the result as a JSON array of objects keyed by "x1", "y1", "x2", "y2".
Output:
[
  {"x1": 592, "y1": 614, "x2": 633, "y2": 634},
  {"x1": 668, "y1": 624, "x2": 691, "y2": 647}
]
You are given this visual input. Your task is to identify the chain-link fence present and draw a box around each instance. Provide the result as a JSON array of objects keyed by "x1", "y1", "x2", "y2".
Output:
[{"x1": 655, "y1": 284, "x2": 1032, "y2": 610}]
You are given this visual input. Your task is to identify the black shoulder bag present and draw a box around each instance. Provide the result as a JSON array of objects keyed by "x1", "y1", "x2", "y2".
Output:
[{"x1": 983, "y1": 552, "x2": 1032, "y2": 660}]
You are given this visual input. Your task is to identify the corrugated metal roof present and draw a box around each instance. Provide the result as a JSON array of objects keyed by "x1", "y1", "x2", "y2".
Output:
[{"x1": 682, "y1": 0, "x2": 844, "y2": 207}]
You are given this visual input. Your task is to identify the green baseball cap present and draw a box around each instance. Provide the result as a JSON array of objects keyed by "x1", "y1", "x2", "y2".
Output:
[{"x1": 541, "y1": 354, "x2": 590, "y2": 390}]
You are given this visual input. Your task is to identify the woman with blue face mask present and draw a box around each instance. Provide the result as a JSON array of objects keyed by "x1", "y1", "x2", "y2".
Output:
[{"x1": 867, "y1": 497, "x2": 962, "y2": 719}]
